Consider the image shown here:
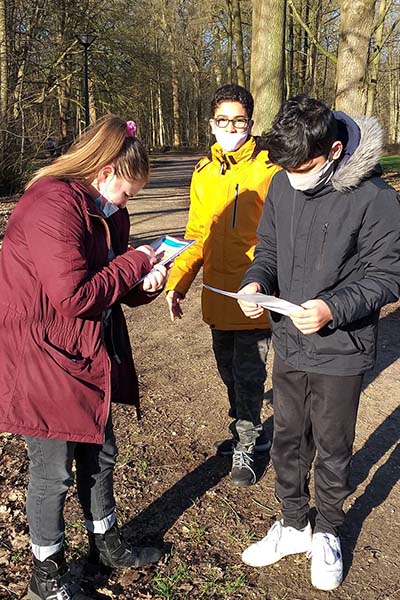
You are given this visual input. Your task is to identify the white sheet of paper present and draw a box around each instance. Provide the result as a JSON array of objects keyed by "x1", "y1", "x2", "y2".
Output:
[{"x1": 203, "y1": 284, "x2": 304, "y2": 316}]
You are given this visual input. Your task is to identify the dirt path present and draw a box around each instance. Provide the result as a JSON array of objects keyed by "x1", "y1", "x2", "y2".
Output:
[{"x1": 0, "y1": 154, "x2": 399, "y2": 600}]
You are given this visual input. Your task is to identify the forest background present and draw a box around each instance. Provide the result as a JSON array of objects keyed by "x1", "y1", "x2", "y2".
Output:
[{"x1": 1, "y1": 0, "x2": 400, "y2": 194}]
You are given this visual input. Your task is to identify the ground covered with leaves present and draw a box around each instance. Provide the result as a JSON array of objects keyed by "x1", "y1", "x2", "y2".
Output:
[{"x1": 1, "y1": 156, "x2": 400, "y2": 599}]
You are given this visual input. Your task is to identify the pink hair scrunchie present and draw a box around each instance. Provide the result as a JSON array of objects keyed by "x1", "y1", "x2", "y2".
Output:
[{"x1": 126, "y1": 120, "x2": 137, "y2": 137}]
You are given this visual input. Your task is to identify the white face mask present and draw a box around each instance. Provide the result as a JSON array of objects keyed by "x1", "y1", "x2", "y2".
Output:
[
  {"x1": 286, "y1": 159, "x2": 334, "y2": 191},
  {"x1": 214, "y1": 129, "x2": 249, "y2": 152},
  {"x1": 96, "y1": 175, "x2": 119, "y2": 218}
]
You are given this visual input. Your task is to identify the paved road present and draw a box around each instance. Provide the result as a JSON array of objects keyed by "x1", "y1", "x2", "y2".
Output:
[{"x1": 128, "y1": 153, "x2": 201, "y2": 246}]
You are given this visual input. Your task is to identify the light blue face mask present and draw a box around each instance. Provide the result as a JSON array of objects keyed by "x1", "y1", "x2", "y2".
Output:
[
  {"x1": 95, "y1": 174, "x2": 119, "y2": 218},
  {"x1": 95, "y1": 197, "x2": 119, "y2": 218}
]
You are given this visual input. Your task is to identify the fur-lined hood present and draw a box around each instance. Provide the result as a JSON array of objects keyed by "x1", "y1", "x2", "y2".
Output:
[{"x1": 332, "y1": 112, "x2": 384, "y2": 193}]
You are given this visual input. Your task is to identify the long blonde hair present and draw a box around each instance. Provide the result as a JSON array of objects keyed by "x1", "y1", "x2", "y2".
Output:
[{"x1": 26, "y1": 115, "x2": 149, "y2": 189}]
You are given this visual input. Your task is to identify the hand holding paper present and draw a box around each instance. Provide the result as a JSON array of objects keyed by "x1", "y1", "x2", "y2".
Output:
[
  {"x1": 203, "y1": 283, "x2": 303, "y2": 317},
  {"x1": 237, "y1": 282, "x2": 265, "y2": 319},
  {"x1": 142, "y1": 263, "x2": 168, "y2": 292},
  {"x1": 288, "y1": 299, "x2": 333, "y2": 334},
  {"x1": 133, "y1": 235, "x2": 195, "y2": 289}
]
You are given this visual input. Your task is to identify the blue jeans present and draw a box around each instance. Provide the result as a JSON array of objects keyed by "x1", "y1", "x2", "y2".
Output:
[
  {"x1": 24, "y1": 414, "x2": 117, "y2": 553},
  {"x1": 211, "y1": 328, "x2": 271, "y2": 450}
]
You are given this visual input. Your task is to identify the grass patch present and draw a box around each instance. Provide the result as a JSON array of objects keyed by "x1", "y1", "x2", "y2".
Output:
[
  {"x1": 152, "y1": 563, "x2": 191, "y2": 599},
  {"x1": 381, "y1": 155, "x2": 400, "y2": 173}
]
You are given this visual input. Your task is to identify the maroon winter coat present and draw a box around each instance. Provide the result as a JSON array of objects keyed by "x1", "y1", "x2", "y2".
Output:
[{"x1": 0, "y1": 177, "x2": 157, "y2": 443}]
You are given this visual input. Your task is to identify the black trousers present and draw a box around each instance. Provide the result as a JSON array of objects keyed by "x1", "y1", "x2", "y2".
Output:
[
  {"x1": 211, "y1": 328, "x2": 270, "y2": 449},
  {"x1": 271, "y1": 353, "x2": 363, "y2": 536}
]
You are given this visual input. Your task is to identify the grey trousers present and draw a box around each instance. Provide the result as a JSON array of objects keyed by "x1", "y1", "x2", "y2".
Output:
[
  {"x1": 211, "y1": 328, "x2": 271, "y2": 450},
  {"x1": 24, "y1": 414, "x2": 117, "y2": 556},
  {"x1": 271, "y1": 353, "x2": 363, "y2": 536}
]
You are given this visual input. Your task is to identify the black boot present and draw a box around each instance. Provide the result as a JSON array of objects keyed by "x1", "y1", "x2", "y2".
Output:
[
  {"x1": 87, "y1": 525, "x2": 162, "y2": 568},
  {"x1": 28, "y1": 549, "x2": 93, "y2": 600}
]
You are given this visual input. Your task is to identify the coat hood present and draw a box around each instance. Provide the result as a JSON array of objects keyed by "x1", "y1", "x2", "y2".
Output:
[{"x1": 332, "y1": 111, "x2": 385, "y2": 193}]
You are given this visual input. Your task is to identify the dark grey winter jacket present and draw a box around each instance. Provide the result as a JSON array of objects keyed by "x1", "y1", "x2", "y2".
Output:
[{"x1": 241, "y1": 113, "x2": 400, "y2": 376}]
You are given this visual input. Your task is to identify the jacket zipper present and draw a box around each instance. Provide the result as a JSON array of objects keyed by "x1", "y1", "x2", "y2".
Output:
[
  {"x1": 317, "y1": 223, "x2": 329, "y2": 270},
  {"x1": 232, "y1": 184, "x2": 239, "y2": 228},
  {"x1": 110, "y1": 311, "x2": 122, "y2": 365}
]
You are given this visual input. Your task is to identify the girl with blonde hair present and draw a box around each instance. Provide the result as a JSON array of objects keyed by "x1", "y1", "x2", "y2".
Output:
[{"x1": 0, "y1": 115, "x2": 166, "y2": 599}]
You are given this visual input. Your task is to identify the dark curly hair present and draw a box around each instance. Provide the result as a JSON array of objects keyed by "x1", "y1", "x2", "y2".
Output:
[
  {"x1": 211, "y1": 84, "x2": 254, "y2": 119},
  {"x1": 264, "y1": 95, "x2": 338, "y2": 169}
]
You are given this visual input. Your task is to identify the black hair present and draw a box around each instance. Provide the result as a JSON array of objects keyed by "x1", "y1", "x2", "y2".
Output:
[
  {"x1": 264, "y1": 95, "x2": 338, "y2": 169},
  {"x1": 211, "y1": 84, "x2": 254, "y2": 119}
]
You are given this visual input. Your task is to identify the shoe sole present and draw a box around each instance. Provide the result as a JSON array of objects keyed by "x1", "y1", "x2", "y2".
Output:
[
  {"x1": 231, "y1": 479, "x2": 256, "y2": 487},
  {"x1": 242, "y1": 548, "x2": 309, "y2": 567},
  {"x1": 311, "y1": 579, "x2": 342, "y2": 591}
]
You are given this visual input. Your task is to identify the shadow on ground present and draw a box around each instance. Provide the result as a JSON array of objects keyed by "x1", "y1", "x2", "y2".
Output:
[
  {"x1": 342, "y1": 307, "x2": 400, "y2": 577},
  {"x1": 124, "y1": 416, "x2": 273, "y2": 544}
]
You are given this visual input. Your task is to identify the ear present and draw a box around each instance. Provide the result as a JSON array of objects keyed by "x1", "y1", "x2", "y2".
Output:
[
  {"x1": 248, "y1": 119, "x2": 254, "y2": 135},
  {"x1": 97, "y1": 164, "x2": 115, "y2": 183},
  {"x1": 209, "y1": 118, "x2": 217, "y2": 135},
  {"x1": 330, "y1": 141, "x2": 343, "y2": 161}
]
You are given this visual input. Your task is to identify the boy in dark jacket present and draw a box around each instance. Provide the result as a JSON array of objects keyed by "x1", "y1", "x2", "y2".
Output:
[{"x1": 238, "y1": 95, "x2": 400, "y2": 591}]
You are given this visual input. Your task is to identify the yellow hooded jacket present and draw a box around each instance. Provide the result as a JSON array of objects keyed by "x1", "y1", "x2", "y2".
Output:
[{"x1": 166, "y1": 137, "x2": 280, "y2": 330}]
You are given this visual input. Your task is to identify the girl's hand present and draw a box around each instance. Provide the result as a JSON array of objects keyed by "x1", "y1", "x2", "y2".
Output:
[
  {"x1": 141, "y1": 263, "x2": 167, "y2": 292},
  {"x1": 136, "y1": 244, "x2": 158, "y2": 267}
]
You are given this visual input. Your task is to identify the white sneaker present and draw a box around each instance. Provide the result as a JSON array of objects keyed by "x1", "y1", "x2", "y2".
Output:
[
  {"x1": 309, "y1": 532, "x2": 343, "y2": 591},
  {"x1": 242, "y1": 519, "x2": 312, "y2": 567}
]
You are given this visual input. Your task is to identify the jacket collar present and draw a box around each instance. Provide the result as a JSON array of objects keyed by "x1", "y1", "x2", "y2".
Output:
[
  {"x1": 69, "y1": 179, "x2": 104, "y2": 217},
  {"x1": 211, "y1": 136, "x2": 256, "y2": 173},
  {"x1": 331, "y1": 113, "x2": 384, "y2": 192}
]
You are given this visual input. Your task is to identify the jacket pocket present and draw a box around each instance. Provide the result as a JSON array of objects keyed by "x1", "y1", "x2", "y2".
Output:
[
  {"x1": 305, "y1": 328, "x2": 361, "y2": 356},
  {"x1": 41, "y1": 331, "x2": 91, "y2": 375},
  {"x1": 317, "y1": 223, "x2": 329, "y2": 270}
]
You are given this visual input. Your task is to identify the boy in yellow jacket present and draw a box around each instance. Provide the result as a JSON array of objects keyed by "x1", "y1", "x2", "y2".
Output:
[{"x1": 165, "y1": 85, "x2": 279, "y2": 486}]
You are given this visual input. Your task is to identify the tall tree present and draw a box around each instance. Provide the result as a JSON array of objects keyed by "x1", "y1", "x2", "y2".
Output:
[
  {"x1": 0, "y1": 0, "x2": 7, "y2": 120},
  {"x1": 231, "y1": 0, "x2": 246, "y2": 86},
  {"x1": 335, "y1": 0, "x2": 376, "y2": 114},
  {"x1": 251, "y1": 0, "x2": 286, "y2": 133}
]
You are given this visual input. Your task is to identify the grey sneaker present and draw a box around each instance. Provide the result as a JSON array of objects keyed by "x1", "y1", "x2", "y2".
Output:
[
  {"x1": 231, "y1": 449, "x2": 256, "y2": 486},
  {"x1": 214, "y1": 434, "x2": 271, "y2": 456}
]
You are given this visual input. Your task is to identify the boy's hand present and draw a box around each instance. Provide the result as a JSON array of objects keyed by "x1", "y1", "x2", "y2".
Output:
[
  {"x1": 237, "y1": 282, "x2": 264, "y2": 319},
  {"x1": 166, "y1": 290, "x2": 184, "y2": 321},
  {"x1": 289, "y1": 299, "x2": 333, "y2": 334}
]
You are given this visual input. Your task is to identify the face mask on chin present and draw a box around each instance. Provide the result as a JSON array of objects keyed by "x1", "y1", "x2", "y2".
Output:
[
  {"x1": 95, "y1": 175, "x2": 120, "y2": 218},
  {"x1": 214, "y1": 129, "x2": 249, "y2": 152},
  {"x1": 286, "y1": 158, "x2": 335, "y2": 192}
]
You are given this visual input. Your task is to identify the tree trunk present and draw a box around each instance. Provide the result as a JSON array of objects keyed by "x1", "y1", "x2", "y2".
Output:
[
  {"x1": 300, "y1": 0, "x2": 309, "y2": 91},
  {"x1": 305, "y1": 0, "x2": 321, "y2": 96},
  {"x1": 88, "y1": 76, "x2": 97, "y2": 126},
  {"x1": 162, "y1": 0, "x2": 181, "y2": 146},
  {"x1": 366, "y1": 0, "x2": 388, "y2": 116},
  {"x1": 388, "y1": 45, "x2": 400, "y2": 144},
  {"x1": 286, "y1": 7, "x2": 294, "y2": 97},
  {"x1": 171, "y1": 55, "x2": 180, "y2": 146},
  {"x1": 231, "y1": 0, "x2": 246, "y2": 87},
  {"x1": 335, "y1": 0, "x2": 376, "y2": 114},
  {"x1": 150, "y1": 84, "x2": 157, "y2": 149},
  {"x1": 0, "y1": 0, "x2": 7, "y2": 119},
  {"x1": 226, "y1": 0, "x2": 233, "y2": 84},
  {"x1": 157, "y1": 79, "x2": 165, "y2": 147},
  {"x1": 251, "y1": 0, "x2": 286, "y2": 134}
]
